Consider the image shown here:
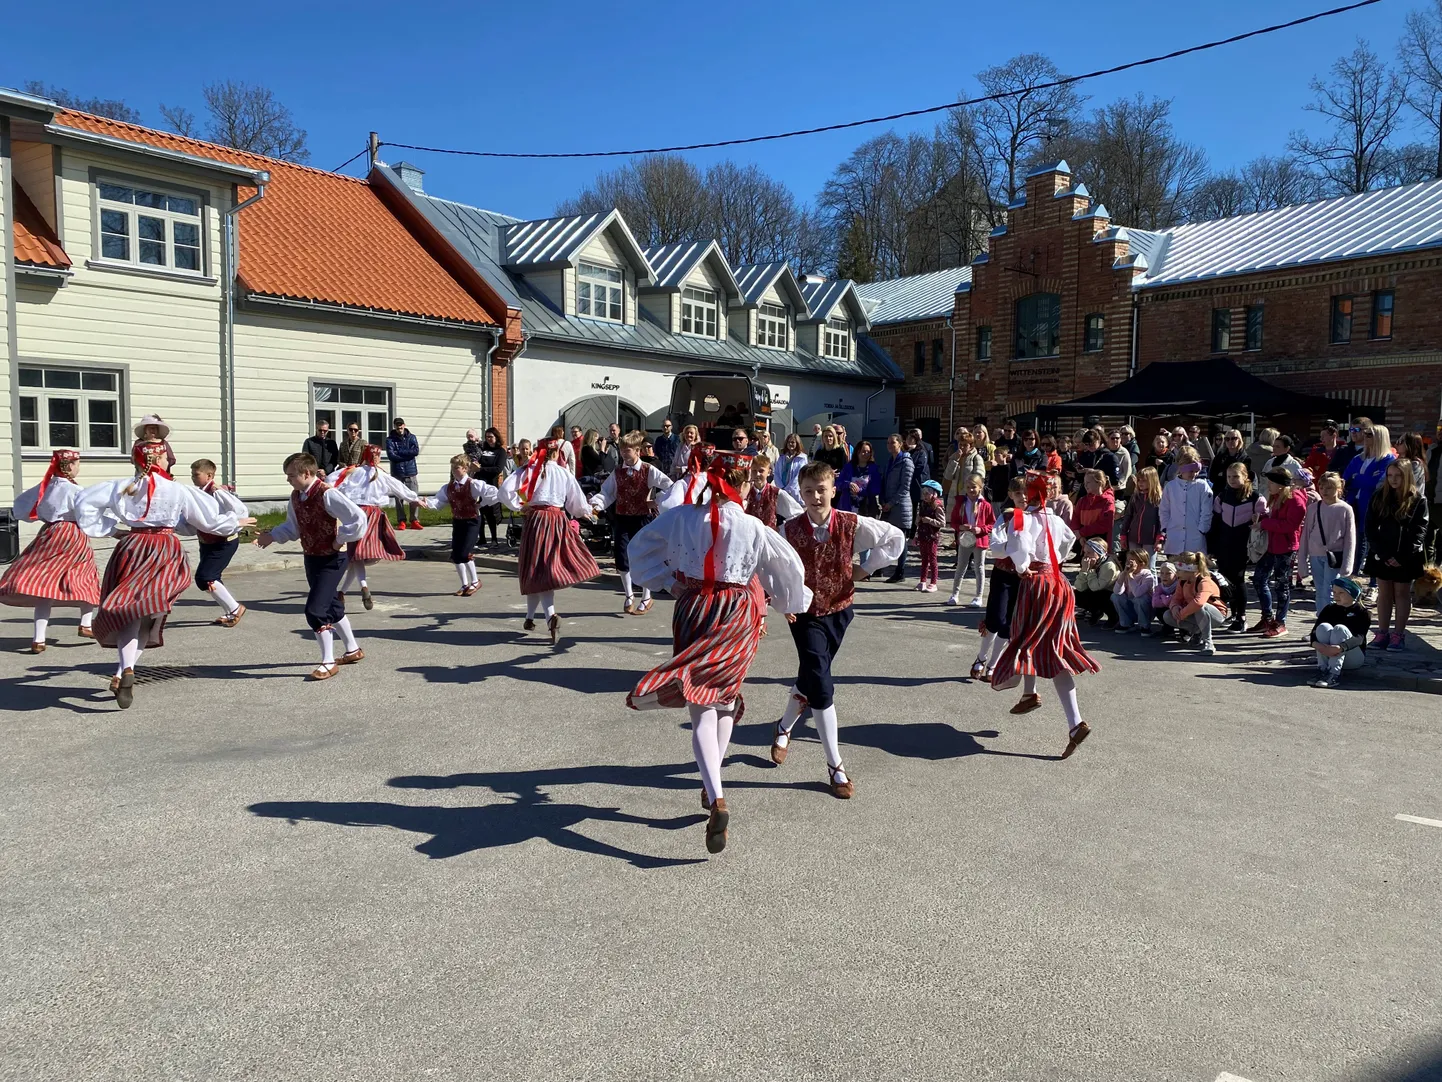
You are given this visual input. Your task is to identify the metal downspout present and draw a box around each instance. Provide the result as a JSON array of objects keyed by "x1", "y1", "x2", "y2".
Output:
[
  {"x1": 479, "y1": 328, "x2": 500, "y2": 430},
  {"x1": 223, "y1": 180, "x2": 267, "y2": 485},
  {"x1": 946, "y1": 315, "x2": 956, "y2": 442},
  {"x1": 864, "y1": 380, "x2": 887, "y2": 437}
]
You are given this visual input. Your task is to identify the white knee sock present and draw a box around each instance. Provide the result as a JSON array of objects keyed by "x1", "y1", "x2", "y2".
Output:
[
  {"x1": 640, "y1": 585, "x2": 652, "y2": 603},
  {"x1": 987, "y1": 634, "x2": 1007, "y2": 666},
  {"x1": 117, "y1": 619, "x2": 142, "y2": 674},
  {"x1": 455, "y1": 563, "x2": 470, "y2": 588},
  {"x1": 1023, "y1": 674, "x2": 1038, "y2": 696},
  {"x1": 335, "y1": 616, "x2": 359, "y2": 653},
  {"x1": 1054, "y1": 672, "x2": 1082, "y2": 732},
  {"x1": 689, "y1": 703, "x2": 724, "y2": 802},
  {"x1": 210, "y1": 581, "x2": 239, "y2": 614},
  {"x1": 526, "y1": 593, "x2": 539, "y2": 620},
  {"x1": 778, "y1": 685, "x2": 806, "y2": 736},
  {"x1": 715, "y1": 702, "x2": 736, "y2": 765},
  {"x1": 815, "y1": 704, "x2": 846, "y2": 781},
  {"x1": 33, "y1": 601, "x2": 51, "y2": 643},
  {"x1": 541, "y1": 591, "x2": 556, "y2": 620},
  {"x1": 466, "y1": 561, "x2": 478, "y2": 586},
  {"x1": 975, "y1": 631, "x2": 997, "y2": 666},
  {"x1": 79, "y1": 605, "x2": 94, "y2": 629},
  {"x1": 316, "y1": 627, "x2": 335, "y2": 665},
  {"x1": 621, "y1": 571, "x2": 634, "y2": 599}
]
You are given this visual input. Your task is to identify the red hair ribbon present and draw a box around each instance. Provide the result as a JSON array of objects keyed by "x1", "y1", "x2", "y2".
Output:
[
  {"x1": 699, "y1": 449, "x2": 753, "y2": 583},
  {"x1": 334, "y1": 445, "x2": 383, "y2": 489},
  {"x1": 519, "y1": 439, "x2": 555, "y2": 504},
  {"x1": 1024, "y1": 469, "x2": 1050, "y2": 509},
  {"x1": 683, "y1": 444, "x2": 714, "y2": 505},
  {"x1": 30, "y1": 449, "x2": 80, "y2": 520}
]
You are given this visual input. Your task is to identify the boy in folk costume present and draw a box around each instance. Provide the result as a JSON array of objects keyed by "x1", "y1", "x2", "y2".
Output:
[
  {"x1": 970, "y1": 475, "x2": 1027, "y2": 681},
  {"x1": 990, "y1": 471, "x2": 1100, "y2": 759},
  {"x1": 499, "y1": 438, "x2": 602, "y2": 644},
  {"x1": 190, "y1": 458, "x2": 249, "y2": 627},
  {"x1": 744, "y1": 455, "x2": 802, "y2": 529},
  {"x1": 626, "y1": 450, "x2": 811, "y2": 854},
  {"x1": 256, "y1": 453, "x2": 369, "y2": 680},
  {"x1": 73, "y1": 442, "x2": 250, "y2": 708},
  {"x1": 0, "y1": 450, "x2": 104, "y2": 651},
  {"x1": 770, "y1": 462, "x2": 905, "y2": 798},
  {"x1": 588, "y1": 430, "x2": 674, "y2": 614},
  {"x1": 326, "y1": 445, "x2": 425, "y2": 610},
  {"x1": 421, "y1": 453, "x2": 502, "y2": 596}
]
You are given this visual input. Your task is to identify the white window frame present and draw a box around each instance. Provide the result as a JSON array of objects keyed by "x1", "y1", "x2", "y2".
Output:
[
  {"x1": 577, "y1": 261, "x2": 624, "y2": 322},
  {"x1": 18, "y1": 362, "x2": 126, "y2": 455},
  {"x1": 94, "y1": 177, "x2": 206, "y2": 275},
  {"x1": 681, "y1": 286, "x2": 719, "y2": 338},
  {"x1": 824, "y1": 317, "x2": 851, "y2": 360},
  {"x1": 312, "y1": 381, "x2": 395, "y2": 449},
  {"x1": 758, "y1": 302, "x2": 789, "y2": 349}
]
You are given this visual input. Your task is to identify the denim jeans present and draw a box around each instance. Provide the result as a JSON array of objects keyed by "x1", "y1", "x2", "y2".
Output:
[
  {"x1": 1314, "y1": 622, "x2": 1363, "y2": 678},
  {"x1": 1114, "y1": 593, "x2": 1151, "y2": 630},
  {"x1": 1163, "y1": 603, "x2": 1225, "y2": 646},
  {"x1": 394, "y1": 474, "x2": 420, "y2": 524},
  {"x1": 1309, "y1": 554, "x2": 1340, "y2": 618},
  {"x1": 1253, "y1": 551, "x2": 1294, "y2": 623}
]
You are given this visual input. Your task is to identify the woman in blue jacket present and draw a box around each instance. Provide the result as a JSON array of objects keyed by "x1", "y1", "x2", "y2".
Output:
[
  {"x1": 836, "y1": 440, "x2": 881, "y2": 516},
  {"x1": 1342, "y1": 423, "x2": 1395, "y2": 576},
  {"x1": 880, "y1": 433, "x2": 916, "y2": 583}
]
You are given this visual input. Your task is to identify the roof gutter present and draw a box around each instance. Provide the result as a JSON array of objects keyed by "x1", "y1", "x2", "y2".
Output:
[
  {"x1": 241, "y1": 293, "x2": 498, "y2": 332},
  {"x1": 46, "y1": 123, "x2": 269, "y2": 184},
  {"x1": 223, "y1": 180, "x2": 267, "y2": 485},
  {"x1": 865, "y1": 380, "x2": 889, "y2": 433}
]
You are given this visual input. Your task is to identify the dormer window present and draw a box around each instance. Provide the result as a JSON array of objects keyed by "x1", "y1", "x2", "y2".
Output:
[
  {"x1": 758, "y1": 303, "x2": 789, "y2": 349},
  {"x1": 578, "y1": 261, "x2": 623, "y2": 322},
  {"x1": 96, "y1": 180, "x2": 204, "y2": 273},
  {"x1": 824, "y1": 318, "x2": 851, "y2": 360},
  {"x1": 681, "y1": 287, "x2": 718, "y2": 338}
]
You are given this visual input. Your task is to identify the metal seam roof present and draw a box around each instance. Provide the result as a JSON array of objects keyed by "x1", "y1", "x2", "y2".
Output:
[{"x1": 854, "y1": 268, "x2": 972, "y2": 324}]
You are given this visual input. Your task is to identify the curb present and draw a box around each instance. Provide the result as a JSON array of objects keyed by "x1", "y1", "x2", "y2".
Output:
[{"x1": 1362, "y1": 671, "x2": 1442, "y2": 695}]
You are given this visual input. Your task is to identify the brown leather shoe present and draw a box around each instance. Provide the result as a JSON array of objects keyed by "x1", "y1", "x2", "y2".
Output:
[
  {"x1": 700, "y1": 788, "x2": 712, "y2": 811},
  {"x1": 635, "y1": 598, "x2": 653, "y2": 615},
  {"x1": 770, "y1": 721, "x2": 792, "y2": 765},
  {"x1": 548, "y1": 614, "x2": 561, "y2": 645},
  {"x1": 705, "y1": 798, "x2": 729, "y2": 854},
  {"x1": 27, "y1": 642, "x2": 46, "y2": 654},
  {"x1": 1010, "y1": 693, "x2": 1043, "y2": 714},
  {"x1": 339, "y1": 649, "x2": 365, "y2": 665},
  {"x1": 969, "y1": 660, "x2": 987, "y2": 681},
  {"x1": 309, "y1": 664, "x2": 339, "y2": 681},
  {"x1": 115, "y1": 668, "x2": 135, "y2": 709},
  {"x1": 523, "y1": 618, "x2": 536, "y2": 631},
  {"x1": 1061, "y1": 721, "x2": 1092, "y2": 759},
  {"x1": 217, "y1": 605, "x2": 246, "y2": 628},
  {"x1": 77, "y1": 626, "x2": 95, "y2": 639},
  {"x1": 827, "y1": 763, "x2": 854, "y2": 800},
  {"x1": 623, "y1": 597, "x2": 635, "y2": 615}
]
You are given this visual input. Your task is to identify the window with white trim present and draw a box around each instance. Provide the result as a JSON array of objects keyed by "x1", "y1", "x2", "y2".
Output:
[
  {"x1": 96, "y1": 180, "x2": 203, "y2": 272},
  {"x1": 824, "y1": 318, "x2": 851, "y2": 360},
  {"x1": 577, "y1": 261, "x2": 624, "y2": 321},
  {"x1": 758, "y1": 302, "x2": 789, "y2": 349},
  {"x1": 681, "y1": 286, "x2": 718, "y2": 337},
  {"x1": 313, "y1": 383, "x2": 392, "y2": 448},
  {"x1": 18, "y1": 365, "x2": 123, "y2": 453}
]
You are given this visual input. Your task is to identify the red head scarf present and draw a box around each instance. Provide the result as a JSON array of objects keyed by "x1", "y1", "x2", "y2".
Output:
[
  {"x1": 30, "y1": 449, "x2": 80, "y2": 520},
  {"x1": 699, "y1": 450, "x2": 753, "y2": 583},
  {"x1": 683, "y1": 443, "x2": 716, "y2": 506},
  {"x1": 132, "y1": 442, "x2": 172, "y2": 516},
  {"x1": 335, "y1": 444, "x2": 384, "y2": 488},
  {"x1": 519, "y1": 439, "x2": 556, "y2": 504}
]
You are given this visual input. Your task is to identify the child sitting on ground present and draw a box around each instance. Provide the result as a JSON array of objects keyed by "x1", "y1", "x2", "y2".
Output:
[
  {"x1": 1163, "y1": 551, "x2": 1228, "y2": 656},
  {"x1": 1112, "y1": 548, "x2": 1157, "y2": 634},
  {"x1": 915, "y1": 479, "x2": 946, "y2": 592},
  {"x1": 1149, "y1": 561, "x2": 1179, "y2": 637},
  {"x1": 1309, "y1": 575, "x2": 1371, "y2": 688},
  {"x1": 1072, "y1": 538, "x2": 1119, "y2": 626}
]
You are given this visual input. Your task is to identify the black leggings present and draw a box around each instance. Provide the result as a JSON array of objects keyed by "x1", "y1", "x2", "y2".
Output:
[
  {"x1": 1215, "y1": 558, "x2": 1247, "y2": 621},
  {"x1": 480, "y1": 503, "x2": 502, "y2": 543}
]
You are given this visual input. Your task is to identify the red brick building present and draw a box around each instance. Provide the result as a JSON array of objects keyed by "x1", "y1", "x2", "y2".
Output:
[{"x1": 863, "y1": 161, "x2": 1442, "y2": 437}]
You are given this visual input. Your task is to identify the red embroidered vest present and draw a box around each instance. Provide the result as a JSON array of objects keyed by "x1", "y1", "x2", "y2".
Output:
[
  {"x1": 196, "y1": 481, "x2": 231, "y2": 545},
  {"x1": 294, "y1": 481, "x2": 339, "y2": 556},
  {"x1": 614, "y1": 465, "x2": 651, "y2": 516},
  {"x1": 449, "y1": 479, "x2": 479, "y2": 519},
  {"x1": 783, "y1": 510, "x2": 858, "y2": 616},
  {"x1": 746, "y1": 484, "x2": 779, "y2": 527}
]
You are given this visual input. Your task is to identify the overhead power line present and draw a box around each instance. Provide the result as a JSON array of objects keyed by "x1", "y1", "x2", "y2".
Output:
[
  {"x1": 331, "y1": 146, "x2": 370, "y2": 174},
  {"x1": 377, "y1": 0, "x2": 1381, "y2": 161}
]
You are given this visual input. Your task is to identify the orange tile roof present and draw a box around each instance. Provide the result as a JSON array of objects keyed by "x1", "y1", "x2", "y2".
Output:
[
  {"x1": 12, "y1": 183, "x2": 70, "y2": 269},
  {"x1": 53, "y1": 110, "x2": 500, "y2": 326}
]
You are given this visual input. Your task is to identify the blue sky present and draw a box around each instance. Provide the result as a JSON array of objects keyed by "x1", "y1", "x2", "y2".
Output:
[{"x1": 9, "y1": 0, "x2": 1420, "y2": 219}]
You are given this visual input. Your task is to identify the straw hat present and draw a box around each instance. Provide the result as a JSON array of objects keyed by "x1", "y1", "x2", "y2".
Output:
[{"x1": 133, "y1": 414, "x2": 171, "y2": 440}]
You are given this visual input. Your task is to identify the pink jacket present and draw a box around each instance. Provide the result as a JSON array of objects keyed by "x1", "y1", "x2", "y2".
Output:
[
  {"x1": 949, "y1": 495, "x2": 995, "y2": 549},
  {"x1": 1259, "y1": 489, "x2": 1308, "y2": 555}
]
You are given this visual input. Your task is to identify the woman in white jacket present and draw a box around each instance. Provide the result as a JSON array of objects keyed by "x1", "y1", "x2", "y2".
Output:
[{"x1": 1159, "y1": 447, "x2": 1214, "y2": 556}]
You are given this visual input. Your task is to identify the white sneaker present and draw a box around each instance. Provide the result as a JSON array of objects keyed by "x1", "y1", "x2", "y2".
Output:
[
  {"x1": 969, "y1": 596, "x2": 985, "y2": 608},
  {"x1": 946, "y1": 593, "x2": 961, "y2": 605},
  {"x1": 1199, "y1": 642, "x2": 1216, "y2": 656}
]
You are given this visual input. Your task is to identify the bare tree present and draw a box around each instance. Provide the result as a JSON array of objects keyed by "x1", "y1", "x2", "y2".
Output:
[
  {"x1": 1189, "y1": 171, "x2": 1248, "y2": 219},
  {"x1": 971, "y1": 53, "x2": 1085, "y2": 206},
  {"x1": 558, "y1": 154, "x2": 710, "y2": 247},
  {"x1": 1400, "y1": 0, "x2": 1442, "y2": 178},
  {"x1": 22, "y1": 80, "x2": 140, "y2": 122},
  {"x1": 1378, "y1": 141, "x2": 1437, "y2": 186},
  {"x1": 161, "y1": 81, "x2": 309, "y2": 162},
  {"x1": 790, "y1": 207, "x2": 834, "y2": 276},
  {"x1": 1288, "y1": 41, "x2": 1407, "y2": 195},
  {"x1": 1241, "y1": 154, "x2": 1327, "y2": 209},
  {"x1": 704, "y1": 161, "x2": 800, "y2": 266}
]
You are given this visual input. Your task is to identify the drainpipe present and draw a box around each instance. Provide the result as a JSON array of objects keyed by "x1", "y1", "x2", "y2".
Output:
[
  {"x1": 864, "y1": 379, "x2": 888, "y2": 437},
  {"x1": 222, "y1": 177, "x2": 268, "y2": 486},
  {"x1": 479, "y1": 328, "x2": 500, "y2": 429},
  {"x1": 1128, "y1": 295, "x2": 1140, "y2": 380},
  {"x1": 945, "y1": 316, "x2": 957, "y2": 442}
]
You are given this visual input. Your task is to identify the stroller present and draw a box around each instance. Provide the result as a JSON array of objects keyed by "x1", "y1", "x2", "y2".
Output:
[{"x1": 577, "y1": 474, "x2": 613, "y2": 555}]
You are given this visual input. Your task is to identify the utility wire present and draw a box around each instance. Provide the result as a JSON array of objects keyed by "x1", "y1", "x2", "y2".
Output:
[
  {"x1": 378, "y1": 0, "x2": 1380, "y2": 160},
  {"x1": 331, "y1": 146, "x2": 370, "y2": 174}
]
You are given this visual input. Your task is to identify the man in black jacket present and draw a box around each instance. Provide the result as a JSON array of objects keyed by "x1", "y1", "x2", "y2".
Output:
[{"x1": 301, "y1": 420, "x2": 339, "y2": 476}]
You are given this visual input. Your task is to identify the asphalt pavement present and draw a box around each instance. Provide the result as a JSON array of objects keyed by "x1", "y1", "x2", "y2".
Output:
[{"x1": 2, "y1": 560, "x2": 1440, "y2": 1082}]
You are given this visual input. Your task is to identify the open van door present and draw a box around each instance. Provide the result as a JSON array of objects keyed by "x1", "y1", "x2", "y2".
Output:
[{"x1": 669, "y1": 370, "x2": 772, "y2": 443}]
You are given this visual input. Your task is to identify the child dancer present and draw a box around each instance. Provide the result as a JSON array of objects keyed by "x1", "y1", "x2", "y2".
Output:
[
  {"x1": 0, "y1": 450, "x2": 102, "y2": 650},
  {"x1": 770, "y1": 462, "x2": 905, "y2": 798},
  {"x1": 970, "y1": 476, "x2": 1028, "y2": 681},
  {"x1": 626, "y1": 450, "x2": 811, "y2": 853},
  {"x1": 990, "y1": 471, "x2": 1100, "y2": 759},
  {"x1": 915, "y1": 479, "x2": 946, "y2": 592},
  {"x1": 947, "y1": 472, "x2": 993, "y2": 607},
  {"x1": 744, "y1": 455, "x2": 802, "y2": 529},
  {"x1": 189, "y1": 458, "x2": 249, "y2": 627},
  {"x1": 256, "y1": 454, "x2": 369, "y2": 680},
  {"x1": 589, "y1": 431, "x2": 674, "y2": 614},
  {"x1": 75, "y1": 442, "x2": 250, "y2": 708},
  {"x1": 326, "y1": 445, "x2": 425, "y2": 610},
  {"x1": 422, "y1": 453, "x2": 501, "y2": 596},
  {"x1": 499, "y1": 438, "x2": 601, "y2": 644}
]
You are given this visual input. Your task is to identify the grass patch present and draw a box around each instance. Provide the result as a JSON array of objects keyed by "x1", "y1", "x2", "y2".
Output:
[{"x1": 251, "y1": 507, "x2": 456, "y2": 531}]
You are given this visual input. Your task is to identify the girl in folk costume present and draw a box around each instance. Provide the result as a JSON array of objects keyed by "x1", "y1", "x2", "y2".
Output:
[
  {"x1": 770, "y1": 461, "x2": 905, "y2": 799},
  {"x1": 73, "y1": 442, "x2": 250, "y2": 708},
  {"x1": 0, "y1": 450, "x2": 104, "y2": 651},
  {"x1": 190, "y1": 458, "x2": 250, "y2": 627},
  {"x1": 588, "y1": 431, "x2": 674, "y2": 614},
  {"x1": 421, "y1": 453, "x2": 502, "y2": 597},
  {"x1": 626, "y1": 450, "x2": 811, "y2": 854},
  {"x1": 325, "y1": 445, "x2": 425, "y2": 610},
  {"x1": 970, "y1": 475, "x2": 1028, "y2": 681},
  {"x1": 256, "y1": 453, "x2": 369, "y2": 679},
  {"x1": 744, "y1": 455, "x2": 802, "y2": 529},
  {"x1": 499, "y1": 438, "x2": 602, "y2": 644},
  {"x1": 990, "y1": 471, "x2": 1100, "y2": 759}
]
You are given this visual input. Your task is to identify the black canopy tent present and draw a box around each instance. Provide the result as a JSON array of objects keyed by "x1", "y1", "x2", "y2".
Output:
[{"x1": 1036, "y1": 359, "x2": 1349, "y2": 421}]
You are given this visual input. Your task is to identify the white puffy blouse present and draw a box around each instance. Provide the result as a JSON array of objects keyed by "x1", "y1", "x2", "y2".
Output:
[
  {"x1": 990, "y1": 507, "x2": 1077, "y2": 573},
  {"x1": 499, "y1": 463, "x2": 592, "y2": 516}
]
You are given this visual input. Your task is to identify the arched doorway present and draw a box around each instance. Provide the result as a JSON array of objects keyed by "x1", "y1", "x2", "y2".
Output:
[{"x1": 558, "y1": 394, "x2": 646, "y2": 438}]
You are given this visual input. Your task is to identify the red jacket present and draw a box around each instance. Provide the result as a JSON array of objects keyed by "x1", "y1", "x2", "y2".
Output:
[
  {"x1": 1260, "y1": 489, "x2": 1308, "y2": 554},
  {"x1": 949, "y1": 495, "x2": 995, "y2": 549},
  {"x1": 1072, "y1": 490, "x2": 1116, "y2": 544}
]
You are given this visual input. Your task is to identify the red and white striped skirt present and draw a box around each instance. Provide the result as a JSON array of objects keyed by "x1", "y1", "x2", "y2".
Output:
[
  {"x1": 627, "y1": 576, "x2": 765, "y2": 714},
  {"x1": 991, "y1": 570, "x2": 1099, "y2": 690},
  {"x1": 518, "y1": 504, "x2": 600, "y2": 595},
  {"x1": 93, "y1": 529, "x2": 191, "y2": 649},
  {"x1": 0, "y1": 520, "x2": 100, "y2": 607},
  {"x1": 350, "y1": 505, "x2": 406, "y2": 563}
]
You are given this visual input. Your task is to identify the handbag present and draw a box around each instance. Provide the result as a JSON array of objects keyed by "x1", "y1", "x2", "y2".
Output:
[{"x1": 1248, "y1": 522, "x2": 1269, "y2": 563}]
